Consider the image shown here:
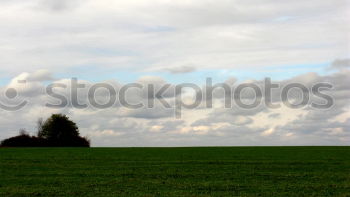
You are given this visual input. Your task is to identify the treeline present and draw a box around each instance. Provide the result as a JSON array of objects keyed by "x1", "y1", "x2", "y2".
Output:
[{"x1": 1, "y1": 114, "x2": 90, "y2": 147}]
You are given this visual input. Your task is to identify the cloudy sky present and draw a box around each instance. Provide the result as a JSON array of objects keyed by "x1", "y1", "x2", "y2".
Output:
[{"x1": 0, "y1": 0, "x2": 349, "y2": 146}]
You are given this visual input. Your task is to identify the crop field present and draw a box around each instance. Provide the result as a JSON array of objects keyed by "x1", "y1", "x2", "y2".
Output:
[{"x1": 0, "y1": 147, "x2": 349, "y2": 197}]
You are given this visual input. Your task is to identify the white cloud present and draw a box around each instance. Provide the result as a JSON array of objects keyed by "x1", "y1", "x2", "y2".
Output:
[
  {"x1": 1, "y1": 66, "x2": 349, "y2": 146},
  {"x1": 0, "y1": 1, "x2": 349, "y2": 146},
  {"x1": 0, "y1": 0, "x2": 348, "y2": 75}
]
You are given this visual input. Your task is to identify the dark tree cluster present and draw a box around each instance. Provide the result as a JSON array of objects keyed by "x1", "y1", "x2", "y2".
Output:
[{"x1": 1, "y1": 114, "x2": 90, "y2": 147}]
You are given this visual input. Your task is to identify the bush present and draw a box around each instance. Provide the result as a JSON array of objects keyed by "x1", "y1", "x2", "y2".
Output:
[
  {"x1": 47, "y1": 136, "x2": 90, "y2": 147},
  {"x1": 0, "y1": 134, "x2": 47, "y2": 147},
  {"x1": 0, "y1": 135, "x2": 90, "y2": 147}
]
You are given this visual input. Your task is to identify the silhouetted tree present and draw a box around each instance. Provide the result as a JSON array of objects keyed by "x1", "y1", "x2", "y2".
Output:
[
  {"x1": 38, "y1": 114, "x2": 89, "y2": 147},
  {"x1": 1, "y1": 114, "x2": 90, "y2": 147},
  {"x1": 38, "y1": 114, "x2": 79, "y2": 139},
  {"x1": 19, "y1": 128, "x2": 29, "y2": 136},
  {"x1": 36, "y1": 118, "x2": 44, "y2": 137}
]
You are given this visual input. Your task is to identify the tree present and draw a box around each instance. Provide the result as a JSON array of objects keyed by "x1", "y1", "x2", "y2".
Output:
[
  {"x1": 19, "y1": 128, "x2": 29, "y2": 136},
  {"x1": 1, "y1": 114, "x2": 90, "y2": 147},
  {"x1": 38, "y1": 114, "x2": 80, "y2": 140},
  {"x1": 38, "y1": 114, "x2": 85, "y2": 146},
  {"x1": 36, "y1": 118, "x2": 44, "y2": 137}
]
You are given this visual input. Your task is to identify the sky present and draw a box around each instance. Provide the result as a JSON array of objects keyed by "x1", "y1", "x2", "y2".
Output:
[{"x1": 0, "y1": 0, "x2": 349, "y2": 146}]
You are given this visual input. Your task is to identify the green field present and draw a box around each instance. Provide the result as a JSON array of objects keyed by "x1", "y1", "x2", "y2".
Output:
[{"x1": 0, "y1": 147, "x2": 349, "y2": 197}]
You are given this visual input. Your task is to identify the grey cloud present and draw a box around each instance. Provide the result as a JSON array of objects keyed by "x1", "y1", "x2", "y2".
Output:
[
  {"x1": 165, "y1": 65, "x2": 196, "y2": 74},
  {"x1": 328, "y1": 59, "x2": 350, "y2": 70},
  {"x1": 119, "y1": 106, "x2": 174, "y2": 119},
  {"x1": 37, "y1": 0, "x2": 84, "y2": 12}
]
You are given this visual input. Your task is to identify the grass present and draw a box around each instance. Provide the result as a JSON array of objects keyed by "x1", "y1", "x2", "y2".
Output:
[{"x1": 0, "y1": 147, "x2": 349, "y2": 196}]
